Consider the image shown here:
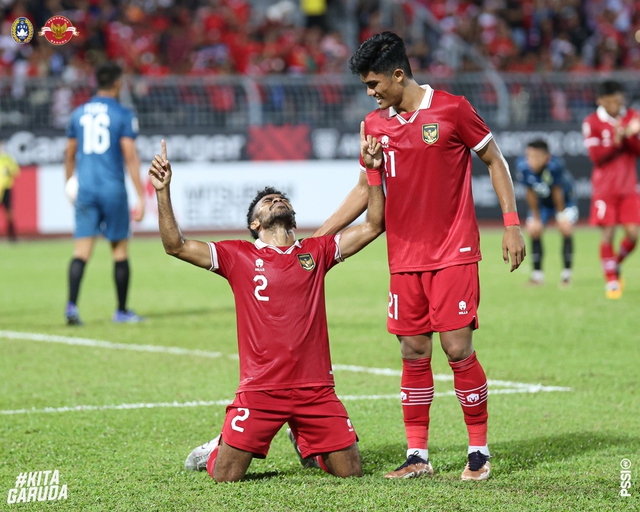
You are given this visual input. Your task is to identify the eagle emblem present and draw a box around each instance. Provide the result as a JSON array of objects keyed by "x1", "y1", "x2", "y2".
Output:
[
  {"x1": 39, "y1": 15, "x2": 79, "y2": 45},
  {"x1": 422, "y1": 123, "x2": 439, "y2": 145},
  {"x1": 297, "y1": 253, "x2": 315, "y2": 271}
]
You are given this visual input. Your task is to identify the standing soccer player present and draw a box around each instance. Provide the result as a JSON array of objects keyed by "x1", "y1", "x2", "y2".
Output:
[
  {"x1": 149, "y1": 135, "x2": 385, "y2": 482},
  {"x1": 315, "y1": 32, "x2": 525, "y2": 481},
  {"x1": 64, "y1": 61, "x2": 146, "y2": 325},
  {"x1": 582, "y1": 80, "x2": 640, "y2": 299},
  {"x1": 515, "y1": 139, "x2": 578, "y2": 286}
]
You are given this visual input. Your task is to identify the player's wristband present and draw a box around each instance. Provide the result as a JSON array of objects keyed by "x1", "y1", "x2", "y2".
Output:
[
  {"x1": 366, "y1": 167, "x2": 383, "y2": 186},
  {"x1": 503, "y1": 212, "x2": 520, "y2": 227}
]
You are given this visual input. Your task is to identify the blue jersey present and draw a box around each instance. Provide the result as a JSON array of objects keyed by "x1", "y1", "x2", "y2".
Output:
[
  {"x1": 515, "y1": 156, "x2": 575, "y2": 210},
  {"x1": 66, "y1": 96, "x2": 138, "y2": 194}
]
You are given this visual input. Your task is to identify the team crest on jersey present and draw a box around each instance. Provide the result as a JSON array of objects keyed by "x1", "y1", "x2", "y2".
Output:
[
  {"x1": 422, "y1": 123, "x2": 439, "y2": 145},
  {"x1": 11, "y1": 18, "x2": 34, "y2": 44},
  {"x1": 297, "y1": 253, "x2": 315, "y2": 271}
]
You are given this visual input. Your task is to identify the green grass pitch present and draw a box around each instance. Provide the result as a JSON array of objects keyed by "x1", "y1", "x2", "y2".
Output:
[{"x1": 1, "y1": 227, "x2": 638, "y2": 511}]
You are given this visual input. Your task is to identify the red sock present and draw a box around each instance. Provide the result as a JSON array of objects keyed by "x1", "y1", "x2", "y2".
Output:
[
  {"x1": 401, "y1": 358, "x2": 433, "y2": 450},
  {"x1": 315, "y1": 456, "x2": 331, "y2": 474},
  {"x1": 206, "y1": 441, "x2": 220, "y2": 479},
  {"x1": 617, "y1": 238, "x2": 636, "y2": 264},
  {"x1": 449, "y1": 352, "x2": 488, "y2": 447},
  {"x1": 600, "y1": 242, "x2": 618, "y2": 282}
]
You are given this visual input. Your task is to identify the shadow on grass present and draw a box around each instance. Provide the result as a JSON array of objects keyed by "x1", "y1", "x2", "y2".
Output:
[
  {"x1": 242, "y1": 471, "x2": 280, "y2": 481},
  {"x1": 362, "y1": 431, "x2": 639, "y2": 475}
]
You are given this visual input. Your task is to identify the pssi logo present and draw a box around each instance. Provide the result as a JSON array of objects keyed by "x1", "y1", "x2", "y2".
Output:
[
  {"x1": 39, "y1": 16, "x2": 79, "y2": 45},
  {"x1": 11, "y1": 18, "x2": 34, "y2": 44}
]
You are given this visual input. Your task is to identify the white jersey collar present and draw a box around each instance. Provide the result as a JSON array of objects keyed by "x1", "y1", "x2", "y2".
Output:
[
  {"x1": 254, "y1": 235, "x2": 301, "y2": 254},
  {"x1": 389, "y1": 84, "x2": 434, "y2": 124},
  {"x1": 597, "y1": 105, "x2": 627, "y2": 124}
]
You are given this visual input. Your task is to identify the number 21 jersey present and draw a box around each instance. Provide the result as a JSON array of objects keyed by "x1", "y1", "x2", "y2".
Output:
[{"x1": 361, "y1": 85, "x2": 492, "y2": 273}]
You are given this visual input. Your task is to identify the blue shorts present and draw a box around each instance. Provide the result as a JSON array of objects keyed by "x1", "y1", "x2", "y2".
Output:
[
  {"x1": 528, "y1": 201, "x2": 578, "y2": 226},
  {"x1": 75, "y1": 188, "x2": 130, "y2": 241}
]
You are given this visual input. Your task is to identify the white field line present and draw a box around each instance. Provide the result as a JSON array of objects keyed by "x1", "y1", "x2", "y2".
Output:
[
  {"x1": 0, "y1": 330, "x2": 237, "y2": 360},
  {"x1": 0, "y1": 330, "x2": 570, "y2": 416},
  {"x1": 0, "y1": 385, "x2": 570, "y2": 416}
]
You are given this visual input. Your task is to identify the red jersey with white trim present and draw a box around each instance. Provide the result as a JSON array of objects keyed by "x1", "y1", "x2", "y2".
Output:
[
  {"x1": 582, "y1": 106, "x2": 640, "y2": 198},
  {"x1": 209, "y1": 235, "x2": 342, "y2": 392},
  {"x1": 360, "y1": 85, "x2": 492, "y2": 273}
]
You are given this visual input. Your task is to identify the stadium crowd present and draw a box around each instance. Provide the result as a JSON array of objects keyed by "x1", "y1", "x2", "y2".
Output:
[{"x1": 1, "y1": 0, "x2": 639, "y2": 80}]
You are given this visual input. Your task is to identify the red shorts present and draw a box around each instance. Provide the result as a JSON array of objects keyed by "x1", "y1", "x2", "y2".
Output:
[
  {"x1": 590, "y1": 192, "x2": 640, "y2": 226},
  {"x1": 387, "y1": 263, "x2": 480, "y2": 335},
  {"x1": 221, "y1": 387, "x2": 357, "y2": 459}
]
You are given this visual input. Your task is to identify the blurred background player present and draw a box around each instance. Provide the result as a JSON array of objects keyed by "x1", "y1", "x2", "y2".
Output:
[
  {"x1": 582, "y1": 80, "x2": 640, "y2": 299},
  {"x1": 149, "y1": 135, "x2": 384, "y2": 482},
  {"x1": 0, "y1": 140, "x2": 20, "y2": 242},
  {"x1": 515, "y1": 139, "x2": 578, "y2": 286},
  {"x1": 64, "y1": 61, "x2": 146, "y2": 325}
]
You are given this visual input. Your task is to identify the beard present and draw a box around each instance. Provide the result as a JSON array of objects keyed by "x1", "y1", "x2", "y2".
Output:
[{"x1": 261, "y1": 206, "x2": 296, "y2": 232}]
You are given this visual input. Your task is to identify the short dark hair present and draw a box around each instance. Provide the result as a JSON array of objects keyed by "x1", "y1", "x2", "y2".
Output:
[
  {"x1": 598, "y1": 80, "x2": 623, "y2": 97},
  {"x1": 527, "y1": 139, "x2": 549, "y2": 152},
  {"x1": 348, "y1": 31, "x2": 413, "y2": 78},
  {"x1": 246, "y1": 186, "x2": 289, "y2": 239},
  {"x1": 96, "y1": 61, "x2": 123, "y2": 90}
]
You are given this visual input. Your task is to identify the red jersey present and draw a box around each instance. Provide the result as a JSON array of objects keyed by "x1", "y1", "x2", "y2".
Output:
[
  {"x1": 361, "y1": 85, "x2": 492, "y2": 273},
  {"x1": 582, "y1": 106, "x2": 640, "y2": 198},
  {"x1": 209, "y1": 235, "x2": 343, "y2": 392}
]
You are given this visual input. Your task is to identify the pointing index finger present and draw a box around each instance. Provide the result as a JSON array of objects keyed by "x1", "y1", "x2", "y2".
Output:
[
  {"x1": 360, "y1": 121, "x2": 365, "y2": 142},
  {"x1": 161, "y1": 139, "x2": 167, "y2": 162}
]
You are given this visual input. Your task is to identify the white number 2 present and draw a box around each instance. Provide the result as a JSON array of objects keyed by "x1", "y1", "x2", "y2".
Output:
[
  {"x1": 231, "y1": 408, "x2": 250, "y2": 432},
  {"x1": 595, "y1": 200, "x2": 607, "y2": 220},
  {"x1": 253, "y1": 275, "x2": 269, "y2": 301},
  {"x1": 79, "y1": 112, "x2": 111, "y2": 155}
]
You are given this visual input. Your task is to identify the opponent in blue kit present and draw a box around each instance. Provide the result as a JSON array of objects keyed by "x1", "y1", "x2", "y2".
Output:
[
  {"x1": 64, "y1": 61, "x2": 146, "y2": 325},
  {"x1": 515, "y1": 139, "x2": 578, "y2": 286}
]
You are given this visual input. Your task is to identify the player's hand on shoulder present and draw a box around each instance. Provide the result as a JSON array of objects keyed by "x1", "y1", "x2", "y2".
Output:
[
  {"x1": 360, "y1": 121, "x2": 383, "y2": 170},
  {"x1": 148, "y1": 139, "x2": 172, "y2": 191}
]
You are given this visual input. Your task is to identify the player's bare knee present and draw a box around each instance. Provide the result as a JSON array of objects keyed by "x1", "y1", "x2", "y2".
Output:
[{"x1": 399, "y1": 334, "x2": 432, "y2": 359}]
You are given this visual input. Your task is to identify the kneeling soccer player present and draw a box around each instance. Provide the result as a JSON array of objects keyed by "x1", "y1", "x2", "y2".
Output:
[{"x1": 149, "y1": 129, "x2": 385, "y2": 482}]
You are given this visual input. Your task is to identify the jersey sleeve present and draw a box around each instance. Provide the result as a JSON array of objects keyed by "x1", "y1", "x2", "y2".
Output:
[
  {"x1": 455, "y1": 96, "x2": 492, "y2": 152},
  {"x1": 65, "y1": 111, "x2": 78, "y2": 139},
  {"x1": 207, "y1": 240, "x2": 239, "y2": 279},
  {"x1": 315, "y1": 234, "x2": 344, "y2": 272},
  {"x1": 582, "y1": 117, "x2": 621, "y2": 166},
  {"x1": 120, "y1": 108, "x2": 139, "y2": 140}
]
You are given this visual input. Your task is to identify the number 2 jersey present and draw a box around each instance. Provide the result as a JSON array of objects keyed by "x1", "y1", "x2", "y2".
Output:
[
  {"x1": 361, "y1": 85, "x2": 492, "y2": 273},
  {"x1": 208, "y1": 235, "x2": 343, "y2": 392},
  {"x1": 66, "y1": 96, "x2": 138, "y2": 195}
]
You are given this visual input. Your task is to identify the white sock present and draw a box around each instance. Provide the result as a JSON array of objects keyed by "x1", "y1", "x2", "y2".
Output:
[
  {"x1": 407, "y1": 448, "x2": 429, "y2": 461},
  {"x1": 468, "y1": 445, "x2": 490, "y2": 457}
]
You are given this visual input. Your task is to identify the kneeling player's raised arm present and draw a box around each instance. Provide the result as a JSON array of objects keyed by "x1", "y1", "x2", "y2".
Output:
[
  {"x1": 338, "y1": 123, "x2": 385, "y2": 259},
  {"x1": 149, "y1": 140, "x2": 212, "y2": 269}
]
